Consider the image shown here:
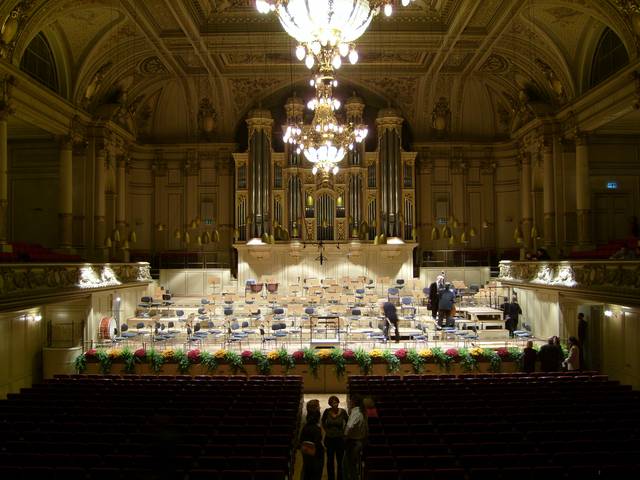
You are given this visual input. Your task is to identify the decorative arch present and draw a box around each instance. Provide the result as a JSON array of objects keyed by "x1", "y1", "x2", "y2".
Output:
[
  {"x1": 588, "y1": 27, "x2": 629, "y2": 90},
  {"x1": 19, "y1": 31, "x2": 62, "y2": 95}
]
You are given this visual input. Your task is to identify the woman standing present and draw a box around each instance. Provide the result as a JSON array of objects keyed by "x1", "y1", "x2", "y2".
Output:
[
  {"x1": 563, "y1": 336, "x2": 581, "y2": 371},
  {"x1": 300, "y1": 410, "x2": 325, "y2": 480},
  {"x1": 322, "y1": 396, "x2": 349, "y2": 480}
]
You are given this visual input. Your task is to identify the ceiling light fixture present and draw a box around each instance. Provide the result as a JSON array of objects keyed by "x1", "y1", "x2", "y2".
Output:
[
  {"x1": 283, "y1": 72, "x2": 368, "y2": 180},
  {"x1": 256, "y1": 0, "x2": 415, "y2": 70}
]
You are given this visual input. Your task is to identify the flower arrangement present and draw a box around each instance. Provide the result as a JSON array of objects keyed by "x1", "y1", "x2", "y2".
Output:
[
  {"x1": 353, "y1": 348, "x2": 372, "y2": 375},
  {"x1": 331, "y1": 348, "x2": 347, "y2": 377},
  {"x1": 74, "y1": 345, "x2": 526, "y2": 377},
  {"x1": 382, "y1": 349, "x2": 400, "y2": 373},
  {"x1": 302, "y1": 348, "x2": 320, "y2": 377},
  {"x1": 458, "y1": 348, "x2": 478, "y2": 372}
]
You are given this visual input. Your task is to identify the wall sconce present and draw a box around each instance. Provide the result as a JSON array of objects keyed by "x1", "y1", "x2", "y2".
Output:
[
  {"x1": 156, "y1": 223, "x2": 165, "y2": 232},
  {"x1": 604, "y1": 310, "x2": 613, "y2": 317}
]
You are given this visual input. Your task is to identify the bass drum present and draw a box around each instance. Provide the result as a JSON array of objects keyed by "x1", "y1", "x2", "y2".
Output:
[{"x1": 99, "y1": 316, "x2": 117, "y2": 340}]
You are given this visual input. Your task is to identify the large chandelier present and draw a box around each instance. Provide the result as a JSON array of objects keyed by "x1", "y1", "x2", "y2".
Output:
[
  {"x1": 283, "y1": 72, "x2": 368, "y2": 179},
  {"x1": 256, "y1": 0, "x2": 415, "y2": 70}
]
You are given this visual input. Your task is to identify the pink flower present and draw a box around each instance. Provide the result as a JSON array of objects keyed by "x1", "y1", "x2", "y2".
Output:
[
  {"x1": 85, "y1": 349, "x2": 97, "y2": 357},
  {"x1": 394, "y1": 349, "x2": 408, "y2": 360},
  {"x1": 292, "y1": 350, "x2": 304, "y2": 361},
  {"x1": 445, "y1": 348, "x2": 459, "y2": 359},
  {"x1": 343, "y1": 349, "x2": 355, "y2": 360},
  {"x1": 241, "y1": 350, "x2": 253, "y2": 359},
  {"x1": 187, "y1": 349, "x2": 201, "y2": 362},
  {"x1": 134, "y1": 348, "x2": 146, "y2": 359},
  {"x1": 496, "y1": 347, "x2": 509, "y2": 359}
]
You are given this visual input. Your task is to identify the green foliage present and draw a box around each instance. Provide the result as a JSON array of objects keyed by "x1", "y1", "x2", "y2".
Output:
[
  {"x1": 225, "y1": 350, "x2": 245, "y2": 374},
  {"x1": 458, "y1": 348, "x2": 478, "y2": 372},
  {"x1": 74, "y1": 353, "x2": 87, "y2": 373},
  {"x1": 277, "y1": 347, "x2": 295, "y2": 372},
  {"x1": 508, "y1": 347, "x2": 524, "y2": 362},
  {"x1": 353, "y1": 348, "x2": 372, "y2": 375},
  {"x1": 405, "y1": 349, "x2": 425, "y2": 374},
  {"x1": 431, "y1": 347, "x2": 452, "y2": 370},
  {"x1": 252, "y1": 350, "x2": 271, "y2": 375},
  {"x1": 483, "y1": 348, "x2": 502, "y2": 373},
  {"x1": 96, "y1": 349, "x2": 113, "y2": 374},
  {"x1": 382, "y1": 349, "x2": 401, "y2": 373},
  {"x1": 302, "y1": 348, "x2": 320, "y2": 378},
  {"x1": 120, "y1": 347, "x2": 137, "y2": 374},
  {"x1": 147, "y1": 347, "x2": 165, "y2": 373},
  {"x1": 174, "y1": 349, "x2": 190, "y2": 374},
  {"x1": 199, "y1": 351, "x2": 218, "y2": 373},
  {"x1": 330, "y1": 348, "x2": 346, "y2": 378}
]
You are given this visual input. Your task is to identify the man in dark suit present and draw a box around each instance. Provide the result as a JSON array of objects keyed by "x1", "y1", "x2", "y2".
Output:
[
  {"x1": 382, "y1": 301, "x2": 400, "y2": 343},
  {"x1": 538, "y1": 337, "x2": 563, "y2": 372}
]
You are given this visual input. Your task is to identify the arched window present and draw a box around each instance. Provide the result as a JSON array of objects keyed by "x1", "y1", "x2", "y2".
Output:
[
  {"x1": 590, "y1": 28, "x2": 628, "y2": 89},
  {"x1": 20, "y1": 32, "x2": 59, "y2": 93}
]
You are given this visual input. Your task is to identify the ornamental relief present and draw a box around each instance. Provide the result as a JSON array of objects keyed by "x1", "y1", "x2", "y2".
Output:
[{"x1": 498, "y1": 261, "x2": 640, "y2": 293}]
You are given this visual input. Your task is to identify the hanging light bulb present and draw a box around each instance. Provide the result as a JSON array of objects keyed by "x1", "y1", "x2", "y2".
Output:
[
  {"x1": 402, "y1": 0, "x2": 411, "y2": 6},
  {"x1": 295, "y1": 44, "x2": 306, "y2": 61},
  {"x1": 332, "y1": 54, "x2": 342, "y2": 70},
  {"x1": 348, "y1": 48, "x2": 359, "y2": 64},
  {"x1": 384, "y1": 3, "x2": 393, "y2": 16},
  {"x1": 338, "y1": 42, "x2": 349, "y2": 57},
  {"x1": 305, "y1": 54, "x2": 314, "y2": 69}
]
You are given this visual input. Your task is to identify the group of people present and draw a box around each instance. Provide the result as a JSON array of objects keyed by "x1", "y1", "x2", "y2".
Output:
[
  {"x1": 426, "y1": 271, "x2": 457, "y2": 328},
  {"x1": 521, "y1": 335, "x2": 581, "y2": 373},
  {"x1": 299, "y1": 395, "x2": 368, "y2": 480}
]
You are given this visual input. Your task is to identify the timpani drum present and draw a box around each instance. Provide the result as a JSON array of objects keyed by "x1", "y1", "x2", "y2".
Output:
[{"x1": 99, "y1": 316, "x2": 117, "y2": 340}]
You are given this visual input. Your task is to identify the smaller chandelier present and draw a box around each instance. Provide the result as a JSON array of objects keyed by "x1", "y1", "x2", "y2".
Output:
[
  {"x1": 256, "y1": 0, "x2": 415, "y2": 70},
  {"x1": 283, "y1": 74, "x2": 368, "y2": 179}
]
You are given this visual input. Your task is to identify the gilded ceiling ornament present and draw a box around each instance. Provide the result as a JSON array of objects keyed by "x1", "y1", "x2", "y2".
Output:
[
  {"x1": 534, "y1": 58, "x2": 566, "y2": 103},
  {"x1": 82, "y1": 62, "x2": 113, "y2": 107},
  {"x1": 140, "y1": 56, "x2": 168, "y2": 75},
  {"x1": 613, "y1": 1, "x2": 640, "y2": 38},
  {"x1": 0, "y1": 0, "x2": 34, "y2": 60},
  {"x1": 431, "y1": 96, "x2": 450, "y2": 138},
  {"x1": 198, "y1": 98, "x2": 218, "y2": 138},
  {"x1": 480, "y1": 54, "x2": 510, "y2": 75}
]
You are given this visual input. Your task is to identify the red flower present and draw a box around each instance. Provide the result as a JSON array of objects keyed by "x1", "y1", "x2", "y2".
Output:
[
  {"x1": 134, "y1": 348, "x2": 146, "y2": 359},
  {"x1": 496, "y1": 347, "x2": 510, "y2": 359},
  {"x1": 394, "y1": 349, "x2": 408, "y2": 360},
  {"x1": 85, "y1": 349, "x2": 97, "y2": 357},
  {"x1": 343, "y1": 349, "x2": 355, "y2": 360},
  {"x1": 292, "y1": 350, "x2": 304, "y2": 360},
  {"x1": 445, "y1": 348, "x2": 459, "y2": 359},
  {"x1": 187, "y1": 349, "x2": 201, "y2": 362},
  {"x1": 241, "y1": 350, "x2": 253, "y2": 359}
]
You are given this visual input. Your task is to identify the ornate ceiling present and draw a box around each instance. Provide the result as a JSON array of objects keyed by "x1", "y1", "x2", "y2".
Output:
[{"x1": 3, "y1": 0, "x2": 638, "y2": 143}]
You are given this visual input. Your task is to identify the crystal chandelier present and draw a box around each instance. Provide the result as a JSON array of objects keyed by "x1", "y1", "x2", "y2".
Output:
[
  {"x1": 283, "y1": 72, "x2": 368, "y2": 179},
  {"x1": 255, "y1": 0, "x2": 415, "y2": 70}
]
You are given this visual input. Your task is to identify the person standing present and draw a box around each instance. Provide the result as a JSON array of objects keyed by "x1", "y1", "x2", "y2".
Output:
[
  {"x1": 428, "y1": 282, "x2": 439, "y2": 320},
  {"x1": 436, "y1": 271, "x2": 446, "y2": 290},
  {"x1": 343, "y1": 394, "x2": 367, "y2": 480},
  {"x1": 300, "y1": 410, "x2": 325, "y2": 480},
  {"x1": 563, "y1": 336, "x2": 581, "y2": 371},
  {"x1": 322, "y1": 396, "x2": 349, "y2": 480},
  {"x1": 382, "y1": 301, "x2": 400, "y2": 343},
  {"x1": 437, "y1": 283, "x2": 455, "y2": 328},
  {"x1": 522, "y1": 340, "x2": 537, "y2": 373},
  {"x1": 538, "y1": 337, "x2": 562, "y2": 372}
]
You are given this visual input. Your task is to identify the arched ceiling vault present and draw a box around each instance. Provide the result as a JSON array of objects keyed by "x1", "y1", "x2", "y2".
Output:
[{"x1": 2, "y1": 0, "x2": 638, "y2": 144}]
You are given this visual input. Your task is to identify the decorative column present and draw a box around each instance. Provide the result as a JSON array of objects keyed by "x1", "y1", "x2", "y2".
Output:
[
  {"x1": 480, "y1": 157, "x2": 496, "y2": 248},
  {"x1": 417, "y1": 150, "x2": 433, "y2": 248},
  {"x1": 246, "y1": 109, "x2": 273, "y2": 239},
  {"x1": 376, "y1": 108, "x2": 403, "y2": 238},
  {"x1": 116, "y1": 155, "x2": 129, "y2": 261},
  {"x1": 520, "y1": 150, "x2": 533, "y2": 250},
  {"x1": 346, "y1": 94, "x2": 366, "y2": 237},
  {"x1": 575, "y1": 133, "x2": 592, "y2": 247},
  {"x1": 58, "y1": 136, "x2": 73, "y2": 250},
  {"x1": 94, "y1": 145, "x2": 107, "y2": 260},
  {"x1": 451, "y1": 150, "x2": 467, "y2": 232},
  {"x1": 0, "y1": 75, "x2": 15, "y2": 251},
  {"x1": 542, "y1": 140, "x2": 556, "y2": 246}
]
